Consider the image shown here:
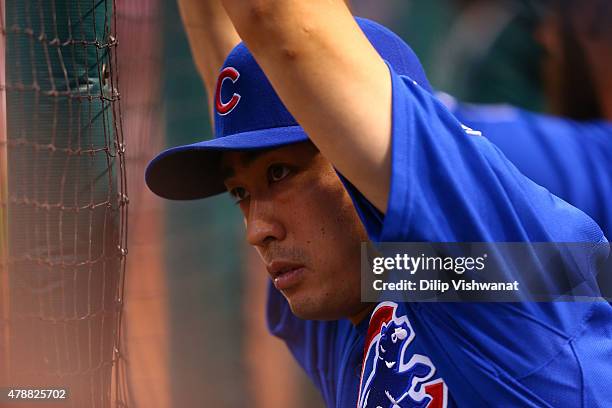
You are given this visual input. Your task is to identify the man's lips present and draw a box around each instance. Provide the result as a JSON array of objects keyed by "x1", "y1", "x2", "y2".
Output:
[
  {"x1": 266, "y1": 260, "x2": 305, "y2": 278},
  {"x1": 266, "y1": 261, "x2": 306, "y2": 290}
]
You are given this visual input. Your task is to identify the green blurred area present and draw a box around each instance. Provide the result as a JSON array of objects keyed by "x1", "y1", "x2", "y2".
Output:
[
  {"x1": 161, "y1": 1, "x2": 247, "y2": 406},
  {"x1": 357, "y1": 0, "x2": 546, "y2": 112}
]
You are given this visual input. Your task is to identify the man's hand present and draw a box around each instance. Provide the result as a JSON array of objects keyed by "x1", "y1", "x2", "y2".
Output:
[
  {"x1": 221, "y1": 0, "x2": 393, "y2": 212},
  {"x1": 177, "y1": 0, "x2": 241, "y2": 116}
]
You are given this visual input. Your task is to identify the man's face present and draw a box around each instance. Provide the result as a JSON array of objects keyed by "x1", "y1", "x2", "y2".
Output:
[{"x1": 221, "y1": 142, "x2": 369, "y2": 320}]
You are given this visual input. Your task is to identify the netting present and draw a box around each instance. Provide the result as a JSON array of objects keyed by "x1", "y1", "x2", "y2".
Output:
[{"x1": 0, "y1": 0, "x2": 128, "y2": 407}]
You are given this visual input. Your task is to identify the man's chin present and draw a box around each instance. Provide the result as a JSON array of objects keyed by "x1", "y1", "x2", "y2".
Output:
[
  {"x1": 284, "y1": 293, "x2": 347, "y2": 321},
  {"x1": 288, "y1": 305, "x2": 340, "y2": 321}
]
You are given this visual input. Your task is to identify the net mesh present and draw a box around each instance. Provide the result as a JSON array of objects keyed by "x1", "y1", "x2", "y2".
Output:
[{"x1": 0, "y1": 0, "x2": 128, "y2": 406}]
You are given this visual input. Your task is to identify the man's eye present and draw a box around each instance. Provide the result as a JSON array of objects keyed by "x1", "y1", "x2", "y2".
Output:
[
  {"x1": 229, "y1": 187, "x2": 250, "y2": 203},
  {"x1": 268, "y1": 164, "x2": 291, "y2": 182}
]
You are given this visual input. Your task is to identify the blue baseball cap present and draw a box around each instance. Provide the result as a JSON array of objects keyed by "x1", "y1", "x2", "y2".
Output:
[{"x1": 145, "y1": 17, "x2": 432, "y2": 200}]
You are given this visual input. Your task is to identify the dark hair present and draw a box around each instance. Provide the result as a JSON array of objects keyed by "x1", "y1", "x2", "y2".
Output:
[
  {"x1": 538, "y1": 0, "x2": 612, "y2": 40},
  {"x1": 557, "y1": 13, "x2": 602, "y2": 119},
  {"x1": 529, "y1": 0, "x2": 606, "y2": 119}
]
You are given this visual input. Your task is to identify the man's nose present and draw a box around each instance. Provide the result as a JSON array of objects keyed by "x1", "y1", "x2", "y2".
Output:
[{"x1": 245, "y1": 199, "x2": 286, "y2": 247}]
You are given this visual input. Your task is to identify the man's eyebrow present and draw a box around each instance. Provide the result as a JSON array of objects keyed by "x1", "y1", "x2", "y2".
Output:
[{"x1": 220, "y1": 149, "x2": 270, "y2": 181}]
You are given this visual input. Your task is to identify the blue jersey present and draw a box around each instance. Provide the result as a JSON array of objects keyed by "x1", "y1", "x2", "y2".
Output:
[
  {"x1": 267, "y1": 66, "x2": 612, "y2": 407},
  {"x1": 445, "y1": 98, "x2": 612, "y2": 239}
]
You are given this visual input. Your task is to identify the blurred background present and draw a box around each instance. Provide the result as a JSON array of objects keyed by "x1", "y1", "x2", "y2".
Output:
[{"x1": 1, "y1": 0, "x2": 589, "y2": 407}]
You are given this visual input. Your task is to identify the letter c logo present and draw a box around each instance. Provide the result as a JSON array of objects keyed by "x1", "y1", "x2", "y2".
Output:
[{"x1": 215, "y1": 67, "x2": 241, "y2": 115}]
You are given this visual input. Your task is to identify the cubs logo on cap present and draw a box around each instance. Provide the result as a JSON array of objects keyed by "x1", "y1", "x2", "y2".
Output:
[{"x1": 215, "y1": 67, "x2": 241, "y2": 115}]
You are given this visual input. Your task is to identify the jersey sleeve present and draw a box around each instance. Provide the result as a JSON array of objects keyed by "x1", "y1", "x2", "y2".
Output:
[
  {"x1": 266, "y1": 281, "x2": 358, "y2": 407},
  {"x1": 452, "y1": 103, "x2": 612, "y2": 241},
  {"x1": 266, "y1": 282, "x2": 326, "y2": 396},
  {"x1": 341, "y1": 64, "x2": 612, "y2": 407},
  {"x1": 379, "y1": 67, "x2": 605, "y2": 245}
]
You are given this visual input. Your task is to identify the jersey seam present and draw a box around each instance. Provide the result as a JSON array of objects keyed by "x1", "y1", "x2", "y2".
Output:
[
  {"x1": 571, "y1": 340, "x2": 585, "y2": 408},
  {"x1": 515, "y1": 302, "x2": 596, "y2": 381},
  {"x1": 380, "y1": 64, "x2": 415, "y2": 241}
]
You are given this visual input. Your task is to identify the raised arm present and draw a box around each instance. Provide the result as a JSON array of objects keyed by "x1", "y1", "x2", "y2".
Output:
[
  {"x1": 177, "y1": 0, "x2": 241, "y2": 114},
  {"x1": 221, "y1": 0, "x2": 393, "y2": 211}
]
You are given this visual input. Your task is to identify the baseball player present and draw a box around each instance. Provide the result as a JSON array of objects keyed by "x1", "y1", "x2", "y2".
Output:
[{"x1": 146, "y1": 2, "x2": 612, "y2": 408}]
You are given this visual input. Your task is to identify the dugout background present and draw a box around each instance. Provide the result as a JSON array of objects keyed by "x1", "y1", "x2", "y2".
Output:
[{"x1": 1, "y1": 0, "x2": 547, "y2": 407}]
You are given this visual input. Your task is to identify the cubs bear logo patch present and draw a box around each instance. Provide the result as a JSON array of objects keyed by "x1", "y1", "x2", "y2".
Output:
[{"x1": 358, "y1": 302, "x2": 448, "y2": 408}]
